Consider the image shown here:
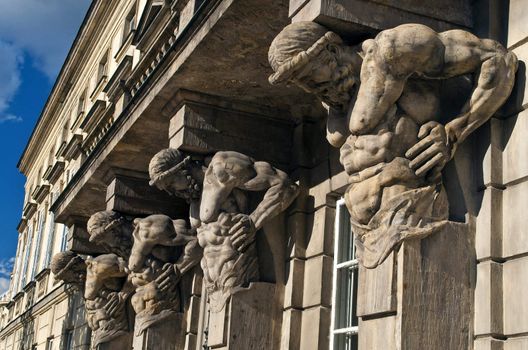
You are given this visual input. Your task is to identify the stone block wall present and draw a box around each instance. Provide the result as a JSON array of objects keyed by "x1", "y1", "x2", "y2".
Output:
[{"x1": 474, "y1": 1, "x2": 528, "y2": 348}]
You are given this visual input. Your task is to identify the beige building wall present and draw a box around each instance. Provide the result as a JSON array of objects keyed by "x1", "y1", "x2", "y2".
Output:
[
  {"x1": 1, "y1": 0, "x2": 527, "y2": 349},
  {"x1": 474, "y1": 1, "x2": 528, "y2": 349},
  {"x1": 0, "y1": 1, "x2": 142, "y2": 349}
]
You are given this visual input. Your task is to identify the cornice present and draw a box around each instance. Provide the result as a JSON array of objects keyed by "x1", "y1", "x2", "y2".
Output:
[{"x1": 18, "y1": 0, "x2": 120, "y2": 175}]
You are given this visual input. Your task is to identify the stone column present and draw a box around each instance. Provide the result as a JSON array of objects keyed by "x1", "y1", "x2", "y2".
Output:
[
  {"x1": 358, "y1": 222, "x2": 473, "y2": 349},
  {"x1": 132, "y1": 314, "x2": 185, "y2": 350},
  {"x1": 204, "y1": 283, "x2": 279, "y2": 350}
]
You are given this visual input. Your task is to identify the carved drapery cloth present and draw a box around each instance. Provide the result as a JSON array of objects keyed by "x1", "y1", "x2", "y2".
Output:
[{"x1": 351, "y1": 184, "x2": 448, "y2": 268}]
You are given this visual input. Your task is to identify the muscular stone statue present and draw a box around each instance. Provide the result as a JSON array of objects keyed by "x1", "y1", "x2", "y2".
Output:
[
  {"x1": 268, "y1": 22, "x2": 518, "y2": 268},
  {"x1": 87, "y1": 210, "x2": 201, "y2": 336},
  {"x1": 84, "y1": 254, "x2": 130, "y2": 348},
  {"x1": 128, "y1": 214, "x2": 200, "y2": 334},
  {"x1": 51, "y1": 251, "x2": 130, "y2": 348},
  {"x1": 149, "y1": 149, "x2": 299, "y2": 310},
  {"x1": 50, "y1": 250, "x2": 87, "y2": 289}
]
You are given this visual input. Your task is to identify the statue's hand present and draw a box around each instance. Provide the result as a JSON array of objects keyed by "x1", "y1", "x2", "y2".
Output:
[
  {"x1": 229, "y1": 214, "x2": 257, "y2": 253},
  {"x1": 155, "y1": 263, "x2": 181, "y2": 295},
  {"x1": 406, "y1": 121, "x2": 451, "y2": 181},
  {"x1": 103, "y1": 292, "x2": 125, "y2": 318}
]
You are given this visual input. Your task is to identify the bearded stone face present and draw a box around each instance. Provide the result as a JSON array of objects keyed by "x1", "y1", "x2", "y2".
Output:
[{"x1": 291, "y1": 49, "x2": 358, "y2": 110}]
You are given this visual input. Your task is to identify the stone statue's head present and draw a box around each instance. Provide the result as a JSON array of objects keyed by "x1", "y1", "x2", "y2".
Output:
[
  {"x1": 84, "y1": 254, "x2": 128, "y2": 300},
  {"x1": 87, "y1": 211, "x2": 132, "y2": 257},
  {"x1": 268, "y1": 21, "x2": 358, "y2": 109},
  {"x1": 149, "y1": 148, "x2": 201, "y2": 200},
  {"x1": 50, "y1": 250, "x2": 87, "y2": 286},
  {"x1": 129, "y1": 215, "x2": 191, "y2": 272}
]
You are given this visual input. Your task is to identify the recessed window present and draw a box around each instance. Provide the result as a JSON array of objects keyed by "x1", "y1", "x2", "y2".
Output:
[
  {"x1": 48, "y1": 146, "x2": 55, "y2": 167},
  {"x1": 330, "y1": 198, "x2": 359, "y2": 350},
  {"x1": 62, "y1": 121, "x2": 69, "y2": 143},
  {"x1": 97, "y1": 51, "x2": 109, "y2": 83},
  {"x1": 64, "y1": 329, "x2": 74, "y2": 350},
  {"x1": 45, "y1": 337, "x2": 54, "y2": 350},
  {"x1": 77, "y1": 91, "x2": 86, "y2": 117},
  {"x1": 122, "y1": 5, "x2": 136, "y2": 44}
]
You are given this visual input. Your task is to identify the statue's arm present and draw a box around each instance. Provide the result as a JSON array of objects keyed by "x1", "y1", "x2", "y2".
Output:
[
  {"x1": 245, "y1": 162, "x2": 299, "y2": 229},
  {"x1": 327, "y1": 106, "x2": 349, "y2": 148},
  {"x1": 445, "y1": 51, "x2": 517, "y2": 155},
  {"x1": 174, "y1": 238, "x2": 202, "y2": 275}
]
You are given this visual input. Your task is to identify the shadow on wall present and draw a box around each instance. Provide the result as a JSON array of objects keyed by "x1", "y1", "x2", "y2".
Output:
[
  {"x1": 20, "y1": 312, "x2": 35, "y2": 350},
  {"x1": 502, "y1": 60, "x2": 526, "y2": 146},
  {"x1": 60, "y1": 288, "x2": 92, "y2": 350}
]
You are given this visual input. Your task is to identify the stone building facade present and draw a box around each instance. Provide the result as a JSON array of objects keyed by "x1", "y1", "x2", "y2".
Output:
[{"x1": 0, "y1": 0, "x2": 526, "y2": 349}]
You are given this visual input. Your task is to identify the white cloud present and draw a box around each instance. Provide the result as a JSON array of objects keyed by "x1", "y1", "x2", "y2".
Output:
[
  {"x1": 0, "y1": 258, "x2": 13, "y2": 295},
  {"x1": 0, "y1": 40, "x2": 23, "y2": 123},
  {"x1": 0, "y1": 115, "x2": 23, "y2": 124},
  {"x1": 0, "y1": 0, "x2": 91, "y2": 79},
  {"x1": 0, "y1": 0, "x2": 90, "y2": 124},
  {"x1": 0, "y1": 277, "x2": 9, "y2": 296}
]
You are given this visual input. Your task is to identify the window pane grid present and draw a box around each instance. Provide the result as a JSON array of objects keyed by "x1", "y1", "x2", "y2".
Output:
[{"x1": 331, "y1": 199, "x2": 359, "y2": 350}]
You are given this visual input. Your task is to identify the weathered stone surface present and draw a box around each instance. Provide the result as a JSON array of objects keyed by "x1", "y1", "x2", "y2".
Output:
[
  {"x1": 184, "y1": 333, "x2": 197, "y2": 350},
  {"x1": 132, "y1": 315, "x2": 184, "y2": 350},
  {"x1": 397, "y1": 223, "x2": 472, "y2": 350},
  {"x1": 299, "y1": 306, "x2": 330, "y2": 350},
  {"x1": 168, "y1": 98, "x2": 294, "y2": 168},
  {"x1": 128, "y1": 214, "x2": 199, "y2": 337},
  {"x1": 507, "y1": 0, "x2": 528, "y2": 47},
  {"x1": 480, "y1": 118, "x2": 503, "y2": 187},
  {"x1": 503, "y1": 109, "x2": 528, "y2": 185},
  {"x1": 500, "y1": 44, "x2": 527, "y2": 118},
  {"x1": 269, "y1": 21, "x2": 517, "y2": 269},
  {"x1": 305, "y1": 205, "x2": 335, "y2": 258},
  {"x1": 505, "y1": 337, "x2": 528, "y2": 350},
  {"x1": 185, "y1": 296, "x2": 201, "y2": 335},
  {"x1": 474, "y1": 337, "x2": 504, "y2": 350},
  {"x1": 105, "y1": 172, "x2": 188, "y2": 217},
  {"x1": 476, "y1": 187, "x2": 503, "y2": 261},
  {"x1": 359, "y1": 316, "x2": 397, "y2": 350},
  {"x1": 358, "y1": 223, "x2": 472, "y2": 349},
  {"x1": 149, "y1": 148, "x2": 299, "y2": 311},
  {"x1": 502, "y1": 181, "x2": 528, "y2": 258},
  {"x1": 503, "y1": 256, "x2": 528, "y2": 335},
  {"x1": 357, "y1": 252, "x2": 397, "y2": 317},
  {"x1": 280, "y1": 308, "x2": 302, "y2": 350},
  {"x1": 287, "y1": 211, "x2": 307, "y2": 259},
  {"x1": 474, "y1": 261, "x2": 503, "y2": 336},
  {"x1": 291, "y1": 0, "x2": 471, "y2": 38},
  {"x1": 302, "y1": 255, "x2": 332, "y2": 308},
  {"x1": 284, "y1": 258, "x2": 304, "y2": 309},
  {"x1": 207, "y1": 283, "x2": 278, "y2": 349}
]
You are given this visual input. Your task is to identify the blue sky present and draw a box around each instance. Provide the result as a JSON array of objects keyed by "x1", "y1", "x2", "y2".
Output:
[{"x1": 0, "y1": 0, "x2": 91, "y2": 294}]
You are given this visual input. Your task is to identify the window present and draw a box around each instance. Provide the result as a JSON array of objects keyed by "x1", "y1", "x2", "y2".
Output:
[
  {"x1": 60, "y1": 224, "x2": 69, "y2": 252},
  {"x1": 44, "y1": 193, "x2": 57, "y2": 268},
  {"x1": 31, "y1": 209, "x2": 46, "y2": 280},
  {"x1": 45, "y1": 337, "x2": 54, "y2": 350},
  {"x1": 48, "y1": 146, "x2": 55, "y2": 167},
  {"x1": 77, "y1": 92, "x2": 85, "y2": 117},
  {"x1": 122, "y1": 6, "x2": 136, "y2": 44},
  {"x1": 97, "y1": 51, "x2": 109, "y2": 83},
  {"x1": 64, "y1": 329, "x2": 74, "y2": 350},
  {"x1": 62, "y1": 121, "x2": 70, "y2": 144},
  {"x1": 330, "y1": 198, "x2": 359, "y2": 350}
]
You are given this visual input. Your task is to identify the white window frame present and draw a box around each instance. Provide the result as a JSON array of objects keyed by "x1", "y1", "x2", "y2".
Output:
[{"x1": 330, "y1": 198, "x2": 359, "y2": 350}]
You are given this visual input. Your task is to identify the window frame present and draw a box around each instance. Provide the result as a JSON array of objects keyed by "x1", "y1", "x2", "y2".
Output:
[{"x1": 330, "y1": 198, "x2": 359, "y2": 350}]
